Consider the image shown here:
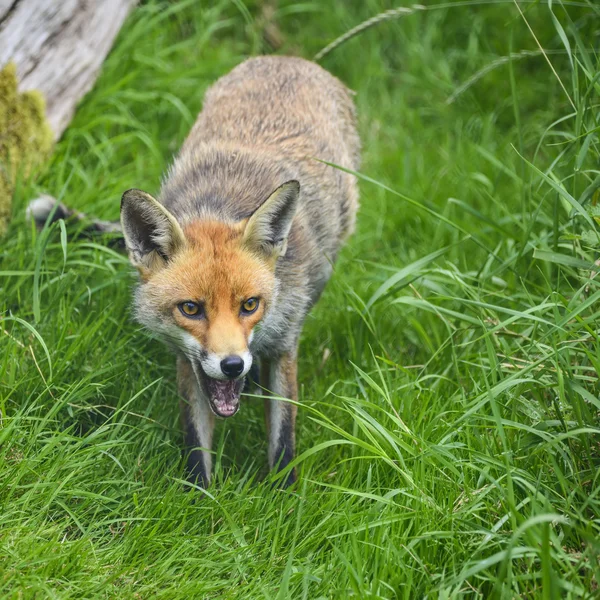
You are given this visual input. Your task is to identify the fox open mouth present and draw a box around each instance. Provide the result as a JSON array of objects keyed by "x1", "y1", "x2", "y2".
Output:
[{"x1": 196, "y1": 366, "x2": 245, "y2": 418}]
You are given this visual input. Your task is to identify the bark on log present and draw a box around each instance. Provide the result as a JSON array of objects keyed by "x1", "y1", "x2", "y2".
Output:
[{"x1": 0, "y1": 0, "x2": 136, "y2": 139}]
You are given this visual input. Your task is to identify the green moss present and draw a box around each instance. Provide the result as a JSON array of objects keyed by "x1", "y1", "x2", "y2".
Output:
[{"x1": 0, "y1": 62, "x2": 54, "y2": 234}]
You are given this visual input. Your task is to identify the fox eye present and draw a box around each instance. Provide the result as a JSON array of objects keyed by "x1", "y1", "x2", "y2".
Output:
[
  {"x1": 241, "y1": 297, "x2": 259, "y2": 315},
  {"x1": 179, "y1": 301, "x2": 204, "y2": 318}
]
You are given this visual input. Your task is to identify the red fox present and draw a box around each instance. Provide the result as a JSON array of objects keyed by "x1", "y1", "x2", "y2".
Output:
[{"x1": 29, "y1": 56, "x2": 360, "y2": 488}]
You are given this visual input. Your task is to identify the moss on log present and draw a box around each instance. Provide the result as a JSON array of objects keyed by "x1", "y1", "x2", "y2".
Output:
[{"x1": 0, "y1": 62, "x2": 53, "y2": 234}]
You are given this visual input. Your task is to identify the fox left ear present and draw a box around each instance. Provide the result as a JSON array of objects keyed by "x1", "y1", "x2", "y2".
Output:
[
  {"x1": 121, "y1": 189, "x2": 186, "y2": 272},
  {"x1": 242, "y1": 180, "x2": 300, "y2": 259}
]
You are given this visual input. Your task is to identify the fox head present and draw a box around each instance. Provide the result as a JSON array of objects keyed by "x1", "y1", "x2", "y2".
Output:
[{"x1": 120, "y1": 180, "x2": 300, "y2": 417}]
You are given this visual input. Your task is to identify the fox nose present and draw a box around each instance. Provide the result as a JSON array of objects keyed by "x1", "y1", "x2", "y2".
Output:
[{"x1": 220, "y1": 355, "x2": 244, "y2": 379}]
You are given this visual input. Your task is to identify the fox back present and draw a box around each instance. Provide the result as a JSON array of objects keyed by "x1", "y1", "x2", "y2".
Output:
[{"x1": 164, "y1": 56, "x2": 360, "y2": 247}]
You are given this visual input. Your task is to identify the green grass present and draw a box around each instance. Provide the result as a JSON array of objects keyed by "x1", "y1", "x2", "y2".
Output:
[{"x1": 1, "y1": 0, "x2": 600, "y2": 597}]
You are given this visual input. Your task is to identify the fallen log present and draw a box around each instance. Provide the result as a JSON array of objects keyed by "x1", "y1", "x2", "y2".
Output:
[
  {"x1": 0, "y1": 0, "x2": 136, "y2": 138},
  {"x1": 0, "y1": 0, "x2": 136, "y2": 232}
]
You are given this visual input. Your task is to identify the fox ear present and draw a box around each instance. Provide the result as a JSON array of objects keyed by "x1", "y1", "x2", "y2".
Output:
[
  {"x1": 121, "y1": 189, "x2": 186, "y2": 271},
  {"x1": 242, "y1": 180, "x2": 300, "y2": 259}
]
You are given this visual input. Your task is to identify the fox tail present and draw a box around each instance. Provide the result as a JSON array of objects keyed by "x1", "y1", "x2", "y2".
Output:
[{"x1": 27, "y1": 195, "x2": 123, "y2": 243}]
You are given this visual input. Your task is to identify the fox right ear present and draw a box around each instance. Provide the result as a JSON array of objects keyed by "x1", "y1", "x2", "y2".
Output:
[
  {"x1": 242, "y1": 180, "x2": 300, "y2": 260},
  {"x1": 120, "y1": 189, "x2": 186, "y2": 273}
]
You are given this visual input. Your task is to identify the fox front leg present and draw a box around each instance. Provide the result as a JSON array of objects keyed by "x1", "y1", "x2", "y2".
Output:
[
  {"x1": 178, "y1": 356, "x2": 215, "y2": 488},
  {"x1": 263, "y1": 351, "x2": 298, "y2": 488}
]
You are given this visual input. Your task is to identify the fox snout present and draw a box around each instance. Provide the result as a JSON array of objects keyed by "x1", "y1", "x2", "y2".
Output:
[
  {"x1": 220, "y1": 355, "x2": 245, "y2": 378},
  {"x1": 195, "y1": 345, "x2": 253, "y2": 382}
]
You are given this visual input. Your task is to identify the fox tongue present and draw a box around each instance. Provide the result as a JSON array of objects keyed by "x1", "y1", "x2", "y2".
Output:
[{"x1": 204, "y1": 376, "x2": 244, "y2": 417}]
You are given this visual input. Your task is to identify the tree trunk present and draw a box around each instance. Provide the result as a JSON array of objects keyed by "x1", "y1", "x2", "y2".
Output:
[{"x1": 0, "y1": 0, "x2": 136, "y2": 139}]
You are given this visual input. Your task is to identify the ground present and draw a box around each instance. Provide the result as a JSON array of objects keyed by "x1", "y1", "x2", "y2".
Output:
[{"x1": 1, "y1": 1, "x2": 599, "y2": 598}]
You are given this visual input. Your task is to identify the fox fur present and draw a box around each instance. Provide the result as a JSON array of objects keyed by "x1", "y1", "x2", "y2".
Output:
[{"x1": 29, "y1": 56, "x2": 360, "y2": 488}]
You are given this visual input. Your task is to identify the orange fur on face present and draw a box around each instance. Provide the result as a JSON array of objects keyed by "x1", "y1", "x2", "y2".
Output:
[{"x1": 144, "y1": 220, "x2": 275, "y2": 355}]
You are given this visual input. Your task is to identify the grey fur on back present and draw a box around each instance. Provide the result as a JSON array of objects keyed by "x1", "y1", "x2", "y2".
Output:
[{"x1": 160, "y1": 56, "x2": 360, "y2": 355}]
